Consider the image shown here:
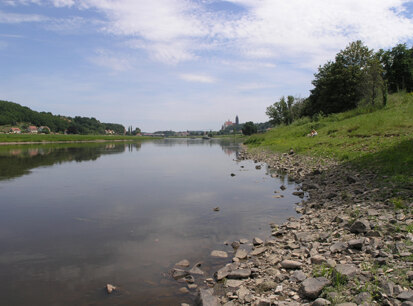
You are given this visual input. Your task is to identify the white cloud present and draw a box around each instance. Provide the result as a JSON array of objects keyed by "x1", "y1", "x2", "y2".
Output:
[
  {"x1": 0, "y1": 10, "x2": 46, "y2": 23},
  {"x1": 179, "y1": 73, "x2": 216, "y2": 83},
  {"x1": 40, "y1": 0, "x2": 413, "y2": 68}
]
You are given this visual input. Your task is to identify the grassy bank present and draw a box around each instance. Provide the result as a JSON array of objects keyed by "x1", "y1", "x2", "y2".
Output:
[
  {"x1": 0, "y1": 134, "x2": 159, "y2": 143},
  {"x1": 245, "y1": 92, "x2": 413, "y2": 187}
]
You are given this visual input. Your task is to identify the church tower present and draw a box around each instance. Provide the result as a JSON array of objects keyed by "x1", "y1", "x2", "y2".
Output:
[{"x1": 235, "y1": 115, "x2": 239, "y2": 125}]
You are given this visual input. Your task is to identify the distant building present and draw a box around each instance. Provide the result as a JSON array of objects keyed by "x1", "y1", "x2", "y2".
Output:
[
  {"x1": 105, "y1": 129, "x2": 115, "y2": 135},
  {"x1": 221, "y1": 120, "x2": 234, "y2": 130},
  {"x1": 10, "y1": 127, "x2": 21, "y2": 134},
  {"x1": 38, "y1": 126, "x2": 50, "y2": 133},
  {"x1": 27, "y1": 126, "x2": 38, "y2": 134},
  {"x1": 235, "y1": 115, "x2": 239, "y2": 125}
]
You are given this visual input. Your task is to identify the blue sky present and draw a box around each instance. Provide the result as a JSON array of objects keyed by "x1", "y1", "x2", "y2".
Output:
[{"x1": 1, "y1": 0, "x2": 413, "y2": 132}]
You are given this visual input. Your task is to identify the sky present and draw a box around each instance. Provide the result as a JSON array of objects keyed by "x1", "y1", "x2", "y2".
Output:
[{"x1": 1, "y1": 0, "x2": 413, "y2": 132}]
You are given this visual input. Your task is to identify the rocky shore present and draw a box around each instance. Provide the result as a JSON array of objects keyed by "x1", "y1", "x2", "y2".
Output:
[{"x1": 172, "y1": 148, "x2": 413, "y2": 306}]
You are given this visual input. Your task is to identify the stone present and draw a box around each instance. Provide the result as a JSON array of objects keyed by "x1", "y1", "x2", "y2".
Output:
[
  {"x1": 348, "y1": 238, "x2": 364, "y2": 250},
  {"x1": 106, "y1": 284, "x2": 116, "y2": 294},
  {"x1": 175, "y1": 259, "x2": 190, "y2": 268},
  {"x1": 213, "y1": 207, "x2": 220, "y2": 211},
  {"x1": 312, "y1": 298, "x2": 331, "y2": 306},
  {"x1": 196, "y1": 288, "x2": 220, "y2": 306},
  {"x1": 330, "y1": 242, "x2": 347, "y2": 253},
  {"x1": 311, "y1": 255, "x2": 327, "y2": 264},
  {"x1": 172, "y1": 268, "x2": 189, "y2": 280},
  {"x1": 231, "y1": 241, "x2": 240, "y2": 249},
  {"x1": 226, "y1": 280, "x2": 244, "y2": 288},
  {"x1": 215, "y1": 264, "x2": 234, "y2": 281},
  {"x1": 300, "y1": 277, "x2": 331, "y2": 300},
  {"x1": 407, "y1": 271, "x2": 413, "y2": 281},
  {"x1": 239, "y1": 238, "x2": 248, "y2": 244},
  {"x1": 295, "y1": 232, "x2": 317, "y2": 242},
  {"x1": 281, "y1": 260, "x2": 302, "y2": 269},
  {"x1": 211, "y1": 250, "x2": 228, "y2": 258},
  {"x1": 227, "y1": 269, "x2": 251, "y2": 279},
  {"x1": 354, "y1": 292, "x2": 371, "y2": 304},
  {"x1": 188, "y1": 283, "x2": 198, "y2": 289},
  {"x1": 257, "y1": 280, "x2": 277, "y2": 292},
  {"x1": 346, "y1": 175, "x2": 357, "y2": 184},
  {"x1": 253, "y1": 237, "x2": 264, "y2": 245},
  {"x1": 189, "y1": 262, "x2": 205, "y2": 275},
  {"x1": 280, "y1": 185, "x2": 286, "y2": 190},
  {"x1": 336, "y1": 303, "x2": 357, "y2": 306},
  {"x1": 292, "y1": 191, "x2": 305, "y2": 198},
  {"x1": 235, "y1": 248, "x2": 248, "y2": 259},
  {"x1": 398, "y1": 291, "x2": 413, "y2": 301},
  {"x1": 250, "y1": 247, "x2": 266, "y2": 256},
  {"x1": 334, "y1": 264, "x2": 358, "y2": 278},
  {"x1": 230, "y1": 173, "x2": 235, "y2": 177},
  {"x1": 401, "y1": 302, "x2": 413, "y2": 306},
  {"x1": 291, "y1": 270, "x2": 307, "y2": 282},
  {"x1": 179, "y1": 287, "x2": 189, "y2": 294},
  {"x1": 350, "y1": 220, "x2": 370, "y2": 234},
  {"x1": 237, "y1": 286, "x2": 250, "y2": 301}
]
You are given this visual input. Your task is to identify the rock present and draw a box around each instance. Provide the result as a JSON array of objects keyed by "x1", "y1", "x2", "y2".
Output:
[
  {"x1": 175, "y1": 259, "x2": 190, "y2": 268},
  {"x1": 336, "y1": 303, "x2": 357, "y2": 306},
  {"x1": 398, "y1": 291, "x2": 413, "y2": 301},
  {"x1": 311, "y1": 255, "x2": 326, "y2": 264},
  {"x1": 239, "y1": 238, "x2": 248, "y2": 244},
  {"x1": 226, "y1": 279, "x2": 244, "y2": 288},
  {"x1": 255, "y1": 165, "x2": 262, "y2": 169},
  {"x1": 346, "y1": 175, "x2": 357, "y2": 184},
  {"x1": 250, "y1": 247, "x2": 266, "y2": 256},
  {"x1": 334, "y1": 264, "x2": 358, "y2": 278},
  {"x1": 237, "y1": 286, "x2": 250, "y2": 302},
  {"x1": 184, "y1": 275, "x2": 195, "y2": 284},
  {"x1": 350, "y1": 219, "x2": 370, "y2": 234},
  {"x1": 215, "y1": 264, "x2": 234, "y2": 281},
  {"x1": 213, "y1": 207, "x2": 220, "y2": 211},
  {"x1": 230, "y1": 173, "x2": 235, "y2": 177},
  {"x1": 300, "y1": 277, "x2": 331, "y2": 300},
  {"x1": 189, "y1": 262, "x2": 205, "y2": 275},
  {"x1": 330, "y1": 242, "x2": 347, "y2": 253},
  {"x1": 211, "y1": 250, "x2": 228, "y2": 258},
  {"x1": 312, "y1": 298, "x2": 331, "y2": 306},
  {"x1": 227, "y1": 269, "x2": 251, "y2": 279},
  {"x1": 235, "y1": 248, "x2": 248, "y2": 259},
  {"x1": 354, "y1": 292, "x2": 371, "y2": 304},
  {"x1": 281, "y1": 260, "x2": 302, "y2": 269},
  {"x1": 292, "y1": 191, "x2": 305, "y2": 198},
  {"x1": 401, "y1": 302, "x2": 413, "y2": 306},
  {"x1": 196, "y1": 288, "x2": 220, "y2": 306},
  {"x1": 172, "y1": 268, "x2": 189, "y2": 280},
  {"x1": 179, "y1": 287, "x2": 189, "y2": 294},
  {"x1": 253, "y1": 237, "x2": 264, "y2": 245},
  {"x1": 257, "y1": 280, "x2": 277, "y2": 292},
  {"x1": 280, "y1": 185, "x2": 286, "y2": 190},
  {"x1": 348, "y1": 238, "x2": 364, "y2": 250},
  {"x1": 295, "y1": 232, "x2": 317, "y2": 242},
  {"x1": 231, "y1": 241, "x2": 240, "y2": 249},
  {"x1": 188, "y1": 283, "x2": 198, "y2": 289},
  {"x1": 381, "y1": 281, "x2": 394, "y2": 296},
  {"x1": 106, "y1": 284, "x2": 116, "y2": 294},
  {"x1": 407, "y1": 271, "x2": 413, "y2": 281},
  {"x1": 291, "y1": 270, "x2": 307, "y2": 282}
]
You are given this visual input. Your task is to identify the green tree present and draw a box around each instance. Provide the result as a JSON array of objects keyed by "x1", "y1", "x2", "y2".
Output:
[
  {"x1": 308, "y1": 41, "x2": 375, "y2": 116},
  {"x1": 242, "y1": 121, "x2": 257, "y2": 135}
]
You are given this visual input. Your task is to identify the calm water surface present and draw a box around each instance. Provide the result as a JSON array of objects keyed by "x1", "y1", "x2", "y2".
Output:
[{"x1": 0, "y1": 139, "x2": 300, "y2": 305}]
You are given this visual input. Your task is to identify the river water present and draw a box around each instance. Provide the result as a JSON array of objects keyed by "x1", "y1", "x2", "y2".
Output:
[{"x1": 0, "y1": 139, "x2": 300, "y2": 305}]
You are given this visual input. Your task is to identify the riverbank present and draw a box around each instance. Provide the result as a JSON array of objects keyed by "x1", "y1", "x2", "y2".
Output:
[{"x1": 182, "y1": 147, "x2": 412, "y2": 305}]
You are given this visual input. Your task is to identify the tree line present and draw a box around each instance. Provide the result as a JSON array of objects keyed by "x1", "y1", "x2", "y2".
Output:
[
  {"x1": 0, "y1": 100, "x2": 126, "y2": 135},
  {"x1": 266, "y1": 41, "x2": 413, "y2": 126}
]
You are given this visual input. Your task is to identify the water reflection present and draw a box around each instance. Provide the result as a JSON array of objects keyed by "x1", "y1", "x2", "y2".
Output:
[
  {"x1": 0, "y1": 142, "x2": 142, "y2": 181},
  {"x1": 0, "y1": 139, "x2": 299, "y2": 305}
]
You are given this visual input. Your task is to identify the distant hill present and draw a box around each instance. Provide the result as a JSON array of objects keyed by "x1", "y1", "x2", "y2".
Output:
[{"x1": 0, "y1": 100, "x2": 125, "y2": 135}]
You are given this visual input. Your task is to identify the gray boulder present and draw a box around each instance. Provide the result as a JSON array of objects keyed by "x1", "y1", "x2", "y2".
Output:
[{"x1": 300, "y1": 277, "x2": 331, "y2": 300}]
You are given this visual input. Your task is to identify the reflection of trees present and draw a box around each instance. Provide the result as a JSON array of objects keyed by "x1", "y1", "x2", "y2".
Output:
[{"x1": 0, "y1": 143, "x2": 136, "y2": 181}]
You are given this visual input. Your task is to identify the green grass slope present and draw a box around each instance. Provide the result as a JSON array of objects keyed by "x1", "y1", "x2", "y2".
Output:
[{"x1": 246, "y1": 92, "x2": 413, "y2": 186}]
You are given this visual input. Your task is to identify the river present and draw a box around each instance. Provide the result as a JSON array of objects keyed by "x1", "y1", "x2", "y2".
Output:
[{"x1": 0, "y1": 138, "x2": 300, "y2": 305}]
